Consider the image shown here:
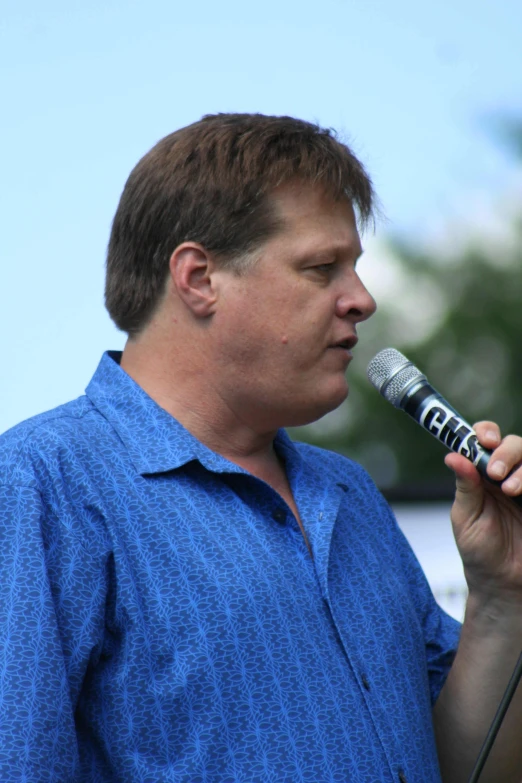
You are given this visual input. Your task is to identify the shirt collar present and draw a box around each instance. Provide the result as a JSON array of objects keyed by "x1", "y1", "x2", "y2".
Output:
[{"x1": 85, "y1": 351, "x2": 298, "y2": 476}]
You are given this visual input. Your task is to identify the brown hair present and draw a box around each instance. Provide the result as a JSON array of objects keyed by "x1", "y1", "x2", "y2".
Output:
[{"x1": 105, "y1": 113, "x2": 375, "y2": 335}]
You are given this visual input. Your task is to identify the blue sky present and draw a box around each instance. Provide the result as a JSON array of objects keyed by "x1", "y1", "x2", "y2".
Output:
[{"x1": 1, "y1": 0, "x2": 521, "y2": 434}]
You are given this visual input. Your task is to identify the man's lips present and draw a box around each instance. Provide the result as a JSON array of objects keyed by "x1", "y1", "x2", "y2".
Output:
[
  {"x1": 329, "y1": 336, "x2": 358, "y2": 351},
  {"x1": 327, "y1": 336, "x2": 358, "y2": 366}
]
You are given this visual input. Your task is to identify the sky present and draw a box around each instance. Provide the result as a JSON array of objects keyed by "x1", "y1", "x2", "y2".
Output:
[{"x1": 1, "y1": 0, "x2": 521, "y2": 435}]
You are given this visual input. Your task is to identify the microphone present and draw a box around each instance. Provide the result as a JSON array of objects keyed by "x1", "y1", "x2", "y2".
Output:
[{"x1": 366, "y1": 347, "x2": 522, "y2": 506}]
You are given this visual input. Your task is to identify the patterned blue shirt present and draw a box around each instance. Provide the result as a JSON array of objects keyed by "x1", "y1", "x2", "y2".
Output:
[{"x1": 0, "y1": 351, "x2": 460, "y2": 783}]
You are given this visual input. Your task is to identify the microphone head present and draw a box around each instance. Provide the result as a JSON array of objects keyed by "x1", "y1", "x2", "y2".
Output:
[{"x1": 367, "y1": 348, "x2": 426, "y2": 406}]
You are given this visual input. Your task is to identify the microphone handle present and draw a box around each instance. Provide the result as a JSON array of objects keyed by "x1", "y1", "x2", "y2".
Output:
[{"x1": 398, "y1": 380, "x2": 522, "y2": 509}]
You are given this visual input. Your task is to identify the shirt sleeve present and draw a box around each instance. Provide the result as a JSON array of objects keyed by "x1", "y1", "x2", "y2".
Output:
[
  {"x1": 0, "y1": 483, "x2": 110, "y2": 782},
  {"x1": 423, "y1": 596, "x2": 461, "y2": 705},
  {"x1": 389, "y1": 507, "x2": 462, "y2": 705}
]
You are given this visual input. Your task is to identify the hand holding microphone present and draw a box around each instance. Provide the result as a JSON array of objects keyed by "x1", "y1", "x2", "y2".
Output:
[
  {"x1": 367, "y1": 347, "x2": 522, "y2": 508},
  {"x1": 367, "y1": 349, "x2": 522, "y2": 783}
]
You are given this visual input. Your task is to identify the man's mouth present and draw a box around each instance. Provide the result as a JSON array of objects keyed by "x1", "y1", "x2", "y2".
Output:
[{"x1": 330, "y1": 336, "x2": 358, "y2": 351}]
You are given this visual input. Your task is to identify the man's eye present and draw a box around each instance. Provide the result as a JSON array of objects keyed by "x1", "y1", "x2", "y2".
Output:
[{"x1": 314, "y1": 263, "x2": 335, "y2": 272}]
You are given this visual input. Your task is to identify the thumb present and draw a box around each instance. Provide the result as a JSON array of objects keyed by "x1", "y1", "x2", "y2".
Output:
[{"x1": 445, "y1": 452, "x2": 485, "y2": 527}]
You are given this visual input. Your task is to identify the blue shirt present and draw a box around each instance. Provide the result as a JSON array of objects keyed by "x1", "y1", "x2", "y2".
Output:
[{"x1": 0, "y1": 351, "x2": 460, "y2": 783}]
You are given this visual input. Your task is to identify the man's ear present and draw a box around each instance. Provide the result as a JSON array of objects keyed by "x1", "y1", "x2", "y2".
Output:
[{"x1": 169, "y1": 243, "x2": 218, "y2": 317}]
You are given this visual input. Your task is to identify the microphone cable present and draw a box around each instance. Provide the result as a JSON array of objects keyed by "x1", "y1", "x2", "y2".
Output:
[{"x1": 467, "y1": 650, "x2": 522, "y2": 783}]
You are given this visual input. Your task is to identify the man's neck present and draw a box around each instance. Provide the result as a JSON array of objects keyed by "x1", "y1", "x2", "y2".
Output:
[{"x1": 119, "y1": 338, "x2": 279, "y2": 467}]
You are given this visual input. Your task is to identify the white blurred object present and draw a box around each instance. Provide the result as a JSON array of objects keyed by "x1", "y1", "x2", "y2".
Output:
[{"x1": 391, "y1": 501, "x2": 467, "y2": 622}]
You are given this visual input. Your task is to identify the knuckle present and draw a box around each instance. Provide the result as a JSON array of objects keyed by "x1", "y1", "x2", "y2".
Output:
[{"x1": 498, "y1": 434, "x2": 522, "y2": 453}]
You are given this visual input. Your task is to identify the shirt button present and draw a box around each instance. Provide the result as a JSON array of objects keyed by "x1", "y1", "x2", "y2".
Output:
[
  {"x1": 272, "y1": 509, "x2": 286, "y2": 523},
  {"x1": 361, "y1": 675, "x2": 370, "y2": 691},
  {"x1": 398, "y1": 770, "x2": 407, "y2": 783}
]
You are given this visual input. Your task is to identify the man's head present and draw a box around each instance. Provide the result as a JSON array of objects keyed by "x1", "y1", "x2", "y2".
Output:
[
  {"x1": 105, "y1": 113, "x2": 376, "y2": 336},
  {"x1": 202, "y1": 182, "x2": 376, "y2": 428}
]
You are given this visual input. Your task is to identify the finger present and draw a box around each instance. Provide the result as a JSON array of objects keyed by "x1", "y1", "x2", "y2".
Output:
[
  {"x1": 472, "y1": 422, "x2": 522, "y2": 496},
  {"x1": 473, "y1": 421, "x2": 501, "y2": 449},
  {"x1": 485, "y1": 434, "x2": 522, "y2": 489},
  {"x1": 501, "y1": 473, "x2": 522, "y2": 496},
  {"x1": 445, "y1": 452, "x2": 484, "y2": 525}
]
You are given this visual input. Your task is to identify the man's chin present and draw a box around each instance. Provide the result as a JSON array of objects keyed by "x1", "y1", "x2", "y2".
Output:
[{"x1": 286, "y1": 386, "x2": 349, "y2": 429}]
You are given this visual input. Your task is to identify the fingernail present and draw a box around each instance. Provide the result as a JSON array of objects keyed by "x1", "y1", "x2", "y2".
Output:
[
  {"x1": 486, "y1": 430, "x2": 500, "y2": 444},
  {"x1": 503, "y1": 477, "x2": 520, "y2": 492},
  {"x1": 490, "y1": 460, "x2": 507, "y2": 479}
]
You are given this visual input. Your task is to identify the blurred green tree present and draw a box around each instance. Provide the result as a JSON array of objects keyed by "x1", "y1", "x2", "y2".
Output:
[{"x1": 291, "y1": 121, "x2": 522, "y2": 497}]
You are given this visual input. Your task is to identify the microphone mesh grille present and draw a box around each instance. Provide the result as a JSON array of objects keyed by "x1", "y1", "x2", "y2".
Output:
[{"x1": 367, "y1": 348, "x2": 425, "y2": 405}]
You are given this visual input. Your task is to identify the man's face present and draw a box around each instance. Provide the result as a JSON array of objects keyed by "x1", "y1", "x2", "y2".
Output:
[{"x1": 212, "y1": 183, "x2": 377, "y2": 430}]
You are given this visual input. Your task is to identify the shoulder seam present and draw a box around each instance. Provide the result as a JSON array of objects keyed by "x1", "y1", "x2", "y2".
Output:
[{"x1": 11, "y1": 404, "x2": 100, "y2": 447}]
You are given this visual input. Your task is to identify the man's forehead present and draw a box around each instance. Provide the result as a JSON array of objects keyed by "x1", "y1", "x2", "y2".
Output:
[
  {"x1": 269, "y1": 183, "x2": 362, "y2": 253},
  {"x1": 271, "y1": 183, "x2": 357, "y2": 228}
]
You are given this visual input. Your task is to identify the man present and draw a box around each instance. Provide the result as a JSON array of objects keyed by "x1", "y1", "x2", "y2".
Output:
[{"x1": 1, "y1": 113, "x2": 522, "y2": 783}]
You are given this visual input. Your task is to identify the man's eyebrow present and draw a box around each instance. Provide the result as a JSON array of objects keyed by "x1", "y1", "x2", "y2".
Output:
[
  {"x1": 316, "y1": 244, "x2": 365, "y2": 259},
  {"x1": 295, "y1": 243, "x2": 364, "y2": 266}
]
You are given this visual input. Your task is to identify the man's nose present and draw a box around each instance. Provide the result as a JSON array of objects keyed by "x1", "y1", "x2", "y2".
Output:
[{"x1": 335, "y1": 273, "x2": 377, "y2": 322}]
